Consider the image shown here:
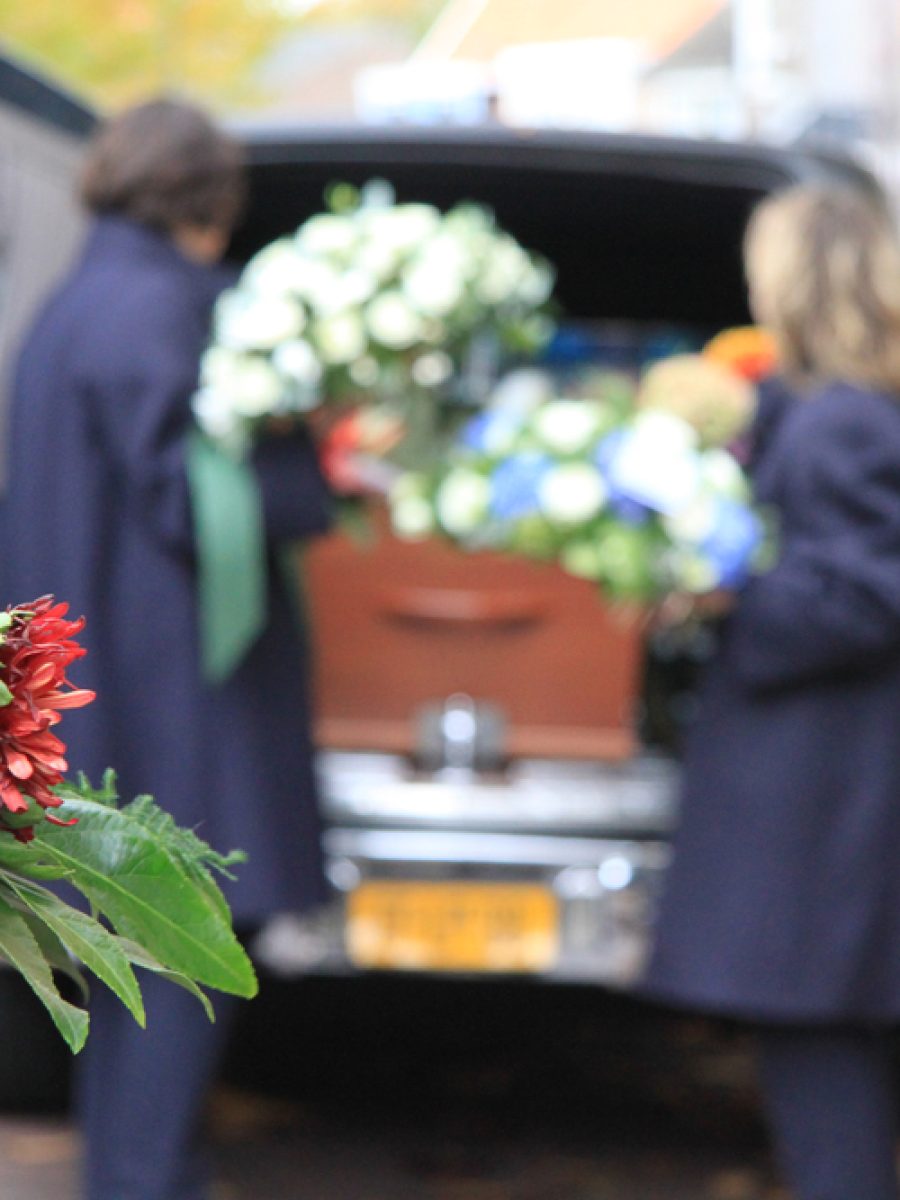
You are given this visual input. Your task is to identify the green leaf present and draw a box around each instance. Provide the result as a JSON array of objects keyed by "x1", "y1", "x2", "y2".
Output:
[
  {"x1": 4, "y1": 875, "x2": 144, "y2": 1026},
  {"x1": 0, "y1": 836, "x2": 73, "y2": 880},
  {"x1": 19, "y1": 911, "x2": 91, "y2": 1006},
  {"x1": 34, "y1": 798, "x2": 257, "y2": 998},
  {"x1": 116, "y1": 938, "x2": 215, "y2": 1022},
  {"x1": 0, "y1": 886, "x2": 89, "y2": 1053},
  {"x1": 54, "y1": 768, "x2": 120, "y2": 809},
  {"x1": 123, "y1": 795, "x2": 246, "y2": 889}
]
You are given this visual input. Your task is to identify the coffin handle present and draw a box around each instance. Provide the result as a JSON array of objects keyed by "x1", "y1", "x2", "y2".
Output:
[{"x1": 378, "y1": 587, "x2": 551, "y2": 629}]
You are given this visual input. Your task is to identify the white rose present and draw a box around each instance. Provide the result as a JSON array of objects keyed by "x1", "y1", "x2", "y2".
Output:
[
  {"x1": 341, "y1": 269, "x2": 378, "y2": 307},
  {"x1": 314, "y1": 312, "x2": 368, "y2": 366},
  {"x1": 356, "y1": 241, "x2": 403, "y2": 283},
  {"x1": 391, "y1": 495, "x2": 436, "y2": 540},
  {"x1": 311, "y1": 268, "x2": 378, "y2": 317},
  {"x1": 192, "y1": 387, "x2": 243, "y2": 444},
  {"x1": 411, "y1": 234, "x2": 469, "y2": 276},
  {"x1": 443, "y1": 205, "x2": 492, "y2": 240},
  {"x1": 517, "y1": 263, "x2": 554, "y2": 307},
  {"x1": 411, "y1": 352, "x2": 454, "y2": 389},
  {"x1": 476, "y1": 240, "x2": 530, "y2": 305},
  {"x1": 199, "y1": 346, "x2": 241, "y2": 388},
  {"x1": 402, "y1": 261, "x2": 465, "y2": 317},
  {"x1": 272, "y1": 339, "x2": 322, "y2": 386},
  {"x1": 533, "y1": 400, "x2": 604, "y2": 455},
  {"x1": 699, "y1": 448, "x2": 749, "y2": 500},
  {"x1": 227, "y1": 359, "x2": 285, "y2": 417},
  {"x1": 366, "y1": 292, "x2": 424, "y2": 350},
  {"x1": 293, "y1": 259, "x2": 343, "y2": 305},
  {"x1": 390, "y1": 473, "x2": 429, "y2": 504},
  {"x1": 436, "y1": 469, "x2": 490, "y2": 536},
  {"x1": 489, "y1": 369, "x2": 554, "y2": 419},
  {"x1": 243, "y1": 239, "x2": 304, "y2": 296},
  {"x1": 537, "y1": 463, "x2": 608, "y2": 524},
  {"x1": 365, "y1": 205, "x2": 441, "y2": 253},
  {"x1": 606, "y1": 412, "x2": 702, "y2": 514},
  {"x1": 663, "y1": 496, "x2": 718, "y2": 544},
  {"x1": 215, "y1": 291, "x2": 305, "y2": 351},
  {"x1": 632, "y1": 409, "x2": 699, "y2": 454},
  {"x1": 296, "y1": 214, "x2": 358, "y2": 257}
]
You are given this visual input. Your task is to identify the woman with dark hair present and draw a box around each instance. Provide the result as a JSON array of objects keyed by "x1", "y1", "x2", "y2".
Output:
[
  {"x1": 643, "y1": 184, "x2": 900, "y2": 1200},
  {"x1": 5, "y1": 97, "x2": 333, "y2": 1200}
]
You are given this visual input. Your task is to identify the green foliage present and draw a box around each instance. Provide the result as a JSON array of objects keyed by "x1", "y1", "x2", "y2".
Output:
[
  {"x1": 0, "y1": 774, "x2": 256, "y2": 1052},
  {"x1": 0, "y1": 894, "x2": 90, "y2": 1052},
  {"x1": 1, "y1": 0, "x2": 446, "y2": 111},
  {"x1": 0, "y1": 0, "x2": 293, "y2": 110},
  {"x1": 303, "y1": 0, "x2": 445, "y2": 37}
]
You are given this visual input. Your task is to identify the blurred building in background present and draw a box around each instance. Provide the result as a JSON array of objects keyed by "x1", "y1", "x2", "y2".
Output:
[
  {"x1": 254, "y1": 21, "x2": 416, "y2": 121},
  {"x1": 1, "y1": 0, "x2": 898, "y2": 189},
  {"x1": 347, "y1": 0, "x2": 900, "y2": 195}
]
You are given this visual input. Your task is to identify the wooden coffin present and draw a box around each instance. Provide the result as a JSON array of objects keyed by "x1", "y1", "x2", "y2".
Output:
[{"x1": 305, "y1": 508, "x2": 645, "y2": 761}]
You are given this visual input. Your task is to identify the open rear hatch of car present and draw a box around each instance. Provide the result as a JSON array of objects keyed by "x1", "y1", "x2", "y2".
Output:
[{"x1": 234, "y1": 125, "x2": 868, "y2": 766}]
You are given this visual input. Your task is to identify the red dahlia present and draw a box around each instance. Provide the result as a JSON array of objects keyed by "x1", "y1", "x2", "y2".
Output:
[{"x1": 0, "y1": 597, "x2": 95, "y2": 841}]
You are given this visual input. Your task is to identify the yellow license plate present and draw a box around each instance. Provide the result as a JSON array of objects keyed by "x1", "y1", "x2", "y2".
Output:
[{"x1": 346, "y1": 881, "x2": 559, "y2": 973}]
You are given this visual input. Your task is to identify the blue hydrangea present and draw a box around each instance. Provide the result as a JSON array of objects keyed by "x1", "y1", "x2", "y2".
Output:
[
  {"x1": 699, "y1": 499, "x2": 763, "y2": 588},
  {"x1": 593, "y1": 428, "x2": 627, "y2": 475},
  {"x1": 594, "y1": 431, "x2": 650, "y2": 524},
  {"x1": 460, "y1": 409, "x2": 520, "y2": 455},
  {"x1": 608, "y1": 494, "x2": 651, "y2": 526},
  {"x1": 595, "y1": 424, "x2": 702, "y2": 515},
  {"x1": 489, "y1": 452, "x2": 553, "y2": 520}
]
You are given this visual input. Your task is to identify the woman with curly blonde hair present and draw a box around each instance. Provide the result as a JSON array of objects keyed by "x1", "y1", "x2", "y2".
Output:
[
  {"x1": 746, "y1": 183, "x2": 900, "y2": 390},
  {"x1": 644, "y1": 184, "x2": 900, "y2": 1200}
]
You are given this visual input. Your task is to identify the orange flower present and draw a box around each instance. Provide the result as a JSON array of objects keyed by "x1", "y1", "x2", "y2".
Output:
[
  {"x1": 0, "y1": 597, "x2": 94, "y2": 841},
  {"x1": 703, "y1": 326, "x2": 779, "y2": 382}
]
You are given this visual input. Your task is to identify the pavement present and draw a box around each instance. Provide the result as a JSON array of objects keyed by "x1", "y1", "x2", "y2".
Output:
[
  {"x1": 0, "y1": 1092, "x2": 790, "y2": 1200},
  {"x1": 0, "y1": 974, "x2": 791, "y2": 1200}
]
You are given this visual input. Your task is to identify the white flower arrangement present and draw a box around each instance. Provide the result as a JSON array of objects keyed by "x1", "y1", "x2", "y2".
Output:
[{"x1": 193, "y1": 183, "x2": 555, "y2": 455}]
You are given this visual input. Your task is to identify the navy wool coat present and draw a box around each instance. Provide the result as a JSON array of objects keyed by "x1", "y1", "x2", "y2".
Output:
[
  {"x1": 3, "y1": 216, "x2": 334, "y2": 921},
  {"x1": 644, "y1": 378, "x2": 900, "y2": 1022}
]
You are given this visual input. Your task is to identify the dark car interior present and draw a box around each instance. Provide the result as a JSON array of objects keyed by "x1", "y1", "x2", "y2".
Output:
[{"x1": 233, "y1": 125, "x2": 866, "y2": 327}]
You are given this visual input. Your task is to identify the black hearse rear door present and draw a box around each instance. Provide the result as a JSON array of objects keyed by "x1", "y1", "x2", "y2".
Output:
[{"x1": 232, "y1": 123, "x2": 873, "y2": 329}]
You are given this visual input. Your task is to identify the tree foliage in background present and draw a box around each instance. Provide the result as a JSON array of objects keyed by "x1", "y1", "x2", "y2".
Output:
[
  {"x1": 1, "y1": 0, "x2": 291, "y2": 110},
  {"x1": 0, "y1": 0, "x2": 445, "y2": 112},
  {"x1": 301, "y1": 0, "x2": 444, "y2": 36}
]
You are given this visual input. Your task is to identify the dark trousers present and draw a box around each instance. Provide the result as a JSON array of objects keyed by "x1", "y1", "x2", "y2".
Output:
[
  {"x1": 756, "y1": 1025, "x2": 900, "y2": 1200},
  {"x1": 76, "y1": 971, "x2": 240, "y2": 1200}
]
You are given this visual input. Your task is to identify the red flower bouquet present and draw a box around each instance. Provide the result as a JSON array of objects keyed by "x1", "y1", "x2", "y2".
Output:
[
  {"x1": 0, "y1": 597, "x2": 256, "y2": 1050},
  {"x1": 0, "y1": 598, "x2": 94, "y2": 839}
]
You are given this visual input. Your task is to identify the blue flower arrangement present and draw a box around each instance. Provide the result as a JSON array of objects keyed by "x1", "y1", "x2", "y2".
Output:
[{"x1": 389, "y1": 357, "x2": 772, "y2": 603}]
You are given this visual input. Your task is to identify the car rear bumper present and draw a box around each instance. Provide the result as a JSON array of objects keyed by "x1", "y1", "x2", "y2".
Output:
[{"x1": 254, "y1": 751, "x2": 678, "y2": 987}]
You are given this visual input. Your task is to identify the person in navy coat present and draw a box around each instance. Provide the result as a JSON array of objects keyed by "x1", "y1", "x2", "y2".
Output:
[
  {"x1": 643, "y1": 185, "x2": 900, "y2": 1200},
  {"x1": 4, "y1": 100, "x2": 334, "y2": 1200}
]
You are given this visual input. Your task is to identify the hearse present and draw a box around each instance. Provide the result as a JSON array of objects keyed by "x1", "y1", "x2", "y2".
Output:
[{"x1": 0, "y1": 53, "x2": 871, "y2": 994}]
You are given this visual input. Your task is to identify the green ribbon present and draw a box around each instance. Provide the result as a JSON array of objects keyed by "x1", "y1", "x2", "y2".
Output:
[{"x1": 186, "y1": 431, "x2": 267, "y2": 684}]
